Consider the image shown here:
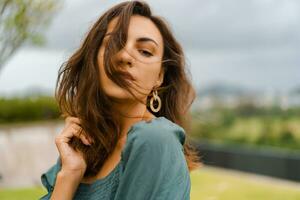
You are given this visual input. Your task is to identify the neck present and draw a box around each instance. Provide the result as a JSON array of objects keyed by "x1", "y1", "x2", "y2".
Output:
[{"x1": 111, "y1": 101, "x2": 156, "y2": 137}]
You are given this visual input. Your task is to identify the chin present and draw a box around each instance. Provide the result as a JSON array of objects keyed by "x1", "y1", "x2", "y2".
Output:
[{"x1": 103, "y1": 84, "x2": 134, "y2": 101}]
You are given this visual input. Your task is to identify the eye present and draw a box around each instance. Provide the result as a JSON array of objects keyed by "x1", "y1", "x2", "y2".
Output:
[{"x1": 139, "y1": 50, "x2": 153, "y2": 57}]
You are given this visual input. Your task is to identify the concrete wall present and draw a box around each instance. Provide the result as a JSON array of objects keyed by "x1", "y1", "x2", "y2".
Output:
[{"x1": 0, "y1": 121, "x2": 64, "y2": 188}]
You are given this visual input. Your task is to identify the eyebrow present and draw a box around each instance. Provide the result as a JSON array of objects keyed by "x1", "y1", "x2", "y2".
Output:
[
  {"x1": 104, "y1": 33, "x2": 158, "y2": 46},
  {"x1": 137, "y1": 37, "x2": 158, "y2": 47}
]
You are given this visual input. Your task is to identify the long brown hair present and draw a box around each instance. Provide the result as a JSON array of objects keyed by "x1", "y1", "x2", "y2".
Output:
[{"x1": 55, "y1": 0, "x2": 202, "y2": 178}]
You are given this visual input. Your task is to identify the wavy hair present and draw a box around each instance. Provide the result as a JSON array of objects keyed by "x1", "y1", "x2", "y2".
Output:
[{"x1": 55, "y1": 0, "x2": 202, "y2": 178}]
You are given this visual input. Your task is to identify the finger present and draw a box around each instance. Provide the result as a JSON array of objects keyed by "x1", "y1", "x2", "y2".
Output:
[
  {"x1": 70, "y1": 124, "x2": 94, "y2": 144},
  {"x1": 65, "y1": 117, "x2": 81, "y2": 126},
  {"x1": 62, "y1": 122, "x2": 94, "y2": 145},
  {"x1": 55, "y1": 131, "x2": 89, "y2": 158},
  {"x1": 77, "y1": 134, "x2": 90, "y2": 146},
  {"x1": 58, "y1": 124, "x2": 85, "y2": 144},
  {"x1": 69, "y1": 126, "x2": 91, "y2": 145},
  {"x1": 55, "y1": 136, "x2": 76, "y2": 157},
  {"x1": 65, "y1": 116, "x2": 82, "y2": 126}
]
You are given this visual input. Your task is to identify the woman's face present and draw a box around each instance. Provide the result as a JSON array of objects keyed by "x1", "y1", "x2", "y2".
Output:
[{"x1": 97, "y1": 15, "x2": 164, "y2": 102}]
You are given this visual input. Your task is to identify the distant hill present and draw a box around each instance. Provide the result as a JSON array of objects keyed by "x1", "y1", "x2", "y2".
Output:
[
  {"x1": 197, "y1": 82, "x2": 260, "y2": 97},
  {"x1": 290, "y1": 86, "x2": 300, "y2": 95}
]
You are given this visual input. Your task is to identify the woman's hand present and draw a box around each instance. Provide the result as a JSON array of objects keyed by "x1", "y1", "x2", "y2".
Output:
[{"x1": 54, "y1": 116, "x2": 93, "y2": 180}]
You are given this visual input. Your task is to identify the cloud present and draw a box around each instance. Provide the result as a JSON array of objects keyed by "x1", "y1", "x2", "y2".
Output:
[{"x1": 41, "y1": 0, "x2": 300, "y2": 51}]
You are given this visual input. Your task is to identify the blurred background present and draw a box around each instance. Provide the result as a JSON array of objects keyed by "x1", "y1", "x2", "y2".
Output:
[{"x1": 0, "y1": 0, "x2": 299, "y2": 199}]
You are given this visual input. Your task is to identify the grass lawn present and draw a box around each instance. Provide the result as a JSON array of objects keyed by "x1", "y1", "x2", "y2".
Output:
[
  {"x1": 1, "y1": 166, "x2": 300, "y2": 200},
  {"x1": 190, "y1": 166, "x2": 300, "y2": 200},
  {"x1": 0, "y1": 187, "x2": 45, "y2": 200}
]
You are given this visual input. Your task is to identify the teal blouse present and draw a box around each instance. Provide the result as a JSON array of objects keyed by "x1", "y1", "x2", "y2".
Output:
[{"x1": 40, "y1": 116, "x2": 191, "y2": 200}]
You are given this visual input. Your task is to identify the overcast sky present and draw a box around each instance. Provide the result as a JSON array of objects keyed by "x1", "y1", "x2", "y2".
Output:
[
  {"x1": 42, "y1": 0, "x2": 300, "y2": 51},
  {"x1": 0, "y1": 0, "x2": 299, "y2": 96}
]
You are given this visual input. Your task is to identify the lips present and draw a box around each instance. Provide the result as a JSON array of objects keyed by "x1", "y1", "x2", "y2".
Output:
[{"x1": 116, "y1": 70, "x2": 133, "y2": 81}]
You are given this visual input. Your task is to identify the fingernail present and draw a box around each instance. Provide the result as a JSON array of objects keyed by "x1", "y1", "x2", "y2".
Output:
[
  {"x1": 87, "y1": 140, "x2": 92, "y2": 145},
  {"x1": 88, "y1": 138, "x2": 93, "y2": 144}
]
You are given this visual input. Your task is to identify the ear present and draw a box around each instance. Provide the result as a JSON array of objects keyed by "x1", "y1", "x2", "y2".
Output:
[{"x1": 155, "y1": 66, "x2": 165, "y2": 87}]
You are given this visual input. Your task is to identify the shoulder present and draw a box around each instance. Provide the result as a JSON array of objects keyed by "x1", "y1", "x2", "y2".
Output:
[
  {"x1": 129, "y1": 116, "x2": 185, "y2": 147},
  {"x1": 121, "y1": 117, "x2": 186, "y2": 163},
  {"x1": 111, "y1": 117, "x2": 191, "y2": 200}
]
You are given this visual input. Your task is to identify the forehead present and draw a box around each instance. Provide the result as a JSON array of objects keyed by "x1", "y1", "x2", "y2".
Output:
[{"x1": 106, "y1": 15, "x2": 163, "y2": 47}]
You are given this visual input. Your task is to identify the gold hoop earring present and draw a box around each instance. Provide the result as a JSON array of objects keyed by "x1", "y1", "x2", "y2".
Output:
[{"x1": 150, "y1": 89, "x2": 161, "y2": 113}]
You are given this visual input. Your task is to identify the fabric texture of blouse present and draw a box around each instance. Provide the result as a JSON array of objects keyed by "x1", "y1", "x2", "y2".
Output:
[{"x1": 39, "y1": 116, "x2": 191, "y2": 200}]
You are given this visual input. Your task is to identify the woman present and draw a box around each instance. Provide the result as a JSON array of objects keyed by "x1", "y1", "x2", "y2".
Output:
[{"x1": 40, "y1": 1, "x2": 202, "y2": 199}]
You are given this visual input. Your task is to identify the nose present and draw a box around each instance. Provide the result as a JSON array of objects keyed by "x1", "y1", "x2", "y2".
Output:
[{"x1": 115, "y1": 46, "x2": 134, "y2": 68}]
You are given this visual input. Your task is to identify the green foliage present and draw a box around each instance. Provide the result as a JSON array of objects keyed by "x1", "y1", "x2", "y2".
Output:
[
  {"x1": 0, "y1": 0, "x2": 63, "y2": 70},
  {"x1": 0, "y1": 95, "x2": 60, "y2": 124},
  {"x1": 191, "y1": 105, "x2": 300, "y2": 151}
]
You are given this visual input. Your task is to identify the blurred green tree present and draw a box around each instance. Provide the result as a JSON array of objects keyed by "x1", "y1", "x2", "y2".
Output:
[{"x1": 0, "y1": 0, "x2": 62, "y2": 72}]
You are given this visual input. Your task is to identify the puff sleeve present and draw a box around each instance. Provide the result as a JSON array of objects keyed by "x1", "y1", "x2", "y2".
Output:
[
  {"x1": 113, "y1": 122, "x2": 191, "y2": 200},
  {"x1": 39, "y1": 157, "x2": 62, "y2": 200}
]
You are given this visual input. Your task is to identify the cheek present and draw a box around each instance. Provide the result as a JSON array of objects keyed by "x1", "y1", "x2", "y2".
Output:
[
  {"x1": 135, "y1": 63, "x2": 161, "y2": 89},
  {"x1": 97, "y1": 50, "x2": 110, "y2": 86},
  {"x1": 97, "y1": 48, "x2": 104, "y2": 71}
]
